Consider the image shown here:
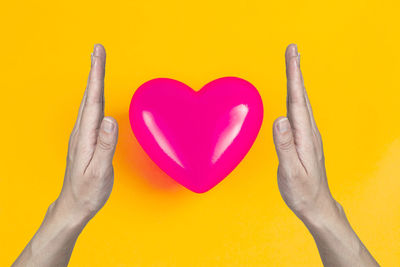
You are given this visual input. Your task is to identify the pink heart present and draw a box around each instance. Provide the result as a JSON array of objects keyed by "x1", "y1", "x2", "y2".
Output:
[{"x1": 129, "y1": 77, "x2": 263, "y2": 193}]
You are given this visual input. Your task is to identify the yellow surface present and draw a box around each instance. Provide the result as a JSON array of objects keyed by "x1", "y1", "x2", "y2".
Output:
[{"x1": 1, "y1": 0, "x2": 399, "y2": 266}]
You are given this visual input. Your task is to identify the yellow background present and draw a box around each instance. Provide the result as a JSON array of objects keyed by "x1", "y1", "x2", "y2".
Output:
[{"x1": 1, "y1": 0, "x2": 399, "y2": 266}]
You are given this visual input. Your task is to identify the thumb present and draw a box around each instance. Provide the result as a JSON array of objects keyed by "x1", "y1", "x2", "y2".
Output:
[
  {"x1": 91, "y1": 117, "x2": 118, "y2": 172},
  {"x1": 273, "y1": 117, "x2": 299, "y2": 169}
]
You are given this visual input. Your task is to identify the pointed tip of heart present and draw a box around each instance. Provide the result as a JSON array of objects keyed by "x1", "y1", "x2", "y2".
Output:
[
  {"x1": 176, "y1": 177, "x2": 217, "y2": 194},
  {"x1": 179, "y1": 182, "x2": 212, "y2": 194},
  {"x1": 189, "y1": 187, "x2": 212, "y2": 194}
]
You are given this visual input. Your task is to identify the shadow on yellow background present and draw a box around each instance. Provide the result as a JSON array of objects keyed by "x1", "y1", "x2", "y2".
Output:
[
  {"x1": 115, "y1": 111, "x2": 182, "y2": 192},
  {"x1": 1, "y1": 0, "x2": 400, "y2": 266}
]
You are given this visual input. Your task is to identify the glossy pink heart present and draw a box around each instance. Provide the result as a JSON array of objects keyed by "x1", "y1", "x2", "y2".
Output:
[{"x1": 129, "y1": 77, "x2": 263, "y2": 193}]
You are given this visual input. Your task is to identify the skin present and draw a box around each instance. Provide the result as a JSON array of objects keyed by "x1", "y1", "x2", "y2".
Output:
[
  {"x1": 12, "y1": 44, "x2": 118, "y2": 267},
  {"x1": 13, "y1": 43, "x2": 378, "y2": 266},
  {"x1": 272, "y1": 44, "x2": 379, "y2": 266}
]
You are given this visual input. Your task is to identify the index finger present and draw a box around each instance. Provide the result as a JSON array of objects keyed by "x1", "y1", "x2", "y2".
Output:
[
  {"x1": 76, "y1": 44, "x2": 106, "y2": 168},
  {"x1": 285, "y1": 44, "x2": 316, "y2": 171}
]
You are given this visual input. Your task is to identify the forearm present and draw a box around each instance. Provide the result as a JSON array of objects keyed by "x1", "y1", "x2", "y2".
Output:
[
  {"x1": 302, "y1": 201, "x2": 379, "y2": 267},
  {"x1": 12, "y1": 199, "x2": 88, "y2": 267}
]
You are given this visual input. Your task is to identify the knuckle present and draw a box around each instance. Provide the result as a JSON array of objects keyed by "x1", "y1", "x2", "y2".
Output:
[
  {"x1": 86, "y1": 96, "x2": 102, "y2": 105},
  {"x1": 288, "y1": 92, "x2": 306, "y2": 105},
  {"x1": 319, "y1": 153, "x2": 326, "y2": 164},
  {"x1": 97, "y1": 137, "x2": 114, "y2": 151},
  {"x1": 278, "y1": 137, "x2": 294, "y2": 151},
  {"x1": 287, "y1": 56, "x2": 298, "y2": 68},
  {"x1": 67, "y1": 153, "x2": 74, "y2": 163},
  {"x1": 288, "y1": 96, "x2": 301, "y2": 105},
  {"x1": 85, "y1": 88, "x2": 103, "y2": 105},
  {"x1": 86, "y1": 96, "x2": 103, "y2": 107}
]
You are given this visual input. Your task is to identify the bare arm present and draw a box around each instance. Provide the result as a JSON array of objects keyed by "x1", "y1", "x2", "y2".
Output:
[
  {"x1": 13, "y1": 44, "x2": 118, "y2": 267},
  {"x1": 272, "y1": 44, "x2": 379, "y2": 267}
]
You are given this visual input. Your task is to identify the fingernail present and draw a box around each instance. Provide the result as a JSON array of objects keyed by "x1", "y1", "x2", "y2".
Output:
[
  {"x1": 277, "y1": 118, "x2": 289, "y2": 133},
  {"x1": 102, "y1": 118, "x2": 114, "y2": 133},
  {"x1": 293, "y1": 44, "x2": 298, "y2": 56},
  {"x1": 93, "y1": 44, "x2": 100, "y2": 57}
]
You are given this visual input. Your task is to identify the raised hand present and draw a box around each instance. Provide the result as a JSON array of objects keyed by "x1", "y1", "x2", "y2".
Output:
[
  {"x1": 59, "y1": 44, "x2": 118, "y2": 223},
  {"x1": 272, "y1": 44, "x2": 378, "y2": 267},
  {"x1": 13, "y1": 44, "x2": 118, "y2": 267}
]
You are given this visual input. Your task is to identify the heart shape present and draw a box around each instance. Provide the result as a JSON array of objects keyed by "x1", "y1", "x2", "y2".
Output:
[{"x1": 129, "y1": 77, "x2": 263, "y2": 193}]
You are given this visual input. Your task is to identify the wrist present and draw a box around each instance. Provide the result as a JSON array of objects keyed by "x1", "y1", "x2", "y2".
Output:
[
  {"x1": 300, "y1": 200, "x2": 360, "y2": 250},
  {"x1": 299, "y1": 200, "x2": 376, "y2": 266},
  {"x1": 51, "y1": 196, "x2": 91, "y2": 232},
  {"x1": 300, "y1": 197, "x2": 345, "y2": 232}
]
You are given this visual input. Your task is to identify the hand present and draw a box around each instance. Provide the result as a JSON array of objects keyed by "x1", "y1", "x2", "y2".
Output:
[
  {"x1": 272, "y1": 44, "x2": 338, "y2": 224},
  {"x1": 13, "y1": 44, "x2": 118, "y2": 267},
  {"x1": 272, "y1": 44, "x2": 378, "y2": 266},
  {"x1": 55, "y1": 44, "x2": 118, "y2": 225}
]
